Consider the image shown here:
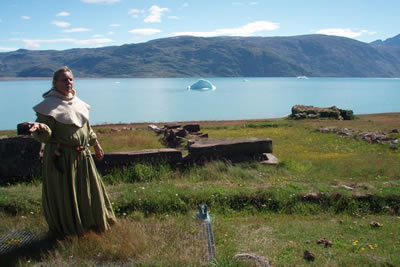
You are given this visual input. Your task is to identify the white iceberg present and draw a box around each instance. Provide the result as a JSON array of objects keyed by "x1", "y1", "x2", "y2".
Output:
[{"x1": 188, "y1": 79, "x2": 216, "y2": 91}]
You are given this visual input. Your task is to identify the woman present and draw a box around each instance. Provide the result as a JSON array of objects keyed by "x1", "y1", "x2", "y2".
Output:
[{"x1": 29, "y1": 66, "x2": 116, "y2": 237}]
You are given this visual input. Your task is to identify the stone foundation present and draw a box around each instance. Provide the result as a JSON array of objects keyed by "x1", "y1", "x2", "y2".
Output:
[
  {"x1": 289, "y1": 105, "x2": 354, "y2": 120},
  {"x1": 0, "y1": 136, "x2": 42, "y2": 183},
  {"x1": 1, "y1": 136, "x2": 278, "y2": 182}
]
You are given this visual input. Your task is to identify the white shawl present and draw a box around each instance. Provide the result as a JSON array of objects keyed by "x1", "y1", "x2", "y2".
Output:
[{"x1": 33, "y1": 89, "x2": 90, "y2": 127}]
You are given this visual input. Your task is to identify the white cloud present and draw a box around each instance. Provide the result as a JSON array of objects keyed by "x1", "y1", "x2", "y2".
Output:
[
  {"x1": 64, "y1": 28, "x2": 92, "y2": 33},
  {"x1": 92, "y1": 34, "x2": 104, "y2": 38},
  {"x1": 109, "y1": 24, "x2": 121, "y2": 27},
  {"x1": 21, "y1": 16, "x2": 31, "y2": 20},
  {"x1": 128, "y1": 9, "x2": 142, "y2": 18},
  {"x1": 182, "y1": 3, "x2": 189, "y2": 8},
  {"x1": 250, "y1": 2, "x2": 258, "y2": 5},
  {"x1": 81, "y1": 0, "x2": 119, "y2": 4},
  {"x1": 168, "y1": 16, "x2": 180, "y2": 20},
  {"x1": 0, "y1": 46, "x2": 18, "y2": 52},
  {"x1": 144, "y1": 5, "x2": 169, "y2": 23},
  {"x1": 174, "y1": 20, "x2": 279, "y2": 37},
  {"x1": 56, "y1": 12, "x2": 70, "y2": 17},
  {"x1": 316, "y1": 28, "x2": 376, "y2": 38},
  {"x1": 52, "y1": 21, "x2": 71, "y2": 28},
  {"x1": 129, "y1": 28, "x2": 161, "y2": 35},
  {"x1": 108, "y1": 31, "x2": 114, "y2": 35},
  {"x1": 22, "y1": 38, "x2": 113, "y2": 49}
]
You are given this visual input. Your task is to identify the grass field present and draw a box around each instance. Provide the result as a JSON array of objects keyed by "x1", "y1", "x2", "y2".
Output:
[{"x1": 1, "y1": 113, "x2": 399, "y2": 266}]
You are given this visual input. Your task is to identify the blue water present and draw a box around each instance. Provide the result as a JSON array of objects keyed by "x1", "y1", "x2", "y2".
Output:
[{"x1": 1, "y1": 77, "x2": 399, "y2": 130}]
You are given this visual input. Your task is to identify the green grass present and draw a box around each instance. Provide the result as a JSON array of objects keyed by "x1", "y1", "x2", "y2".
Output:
[{"x1": 1, "y1": 113, "x2": 400, "y2": 265}]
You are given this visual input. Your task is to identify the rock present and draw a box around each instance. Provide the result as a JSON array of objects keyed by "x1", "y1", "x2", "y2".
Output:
[
  {"x1": 316, "y1": 238, "x2": 332, "y2": 248},
  {"x1": 339, "y1": 109, "x2": 354, "y2": 120},
  {"x1": 391, "y1": 129, "x2": 399, "y2": 133},
  {"x1": 234, "y1": 253, "x2": 270, "y2": 267},
  {"x1": 164, "y1": 123, "x2": 181, "y2": 129},
  {"x1": 317, "y1": 127, "x2": 334, "y2": 133},
  {"x1": 302, "y1": 192, "x2": 321, "y2": 201},
  {"x1": 162, "y1": 128, "x2": 188, "y2": 148},
  {"x1": 198, "y1": 133, "x2": 208, "y2": 138},
  {"x1": 173, "y1": 128, "x2": 187, "y2": 138},
  {"x1": 260, "y1": 153, "x2": 279, "y2": 165},
  {"x1": 290, "y1": 105, "x2": 354, "y2": 120},
  {"x1": 183, "y1": 124, "x2": 200, "y2": 133},
  {"x1": 188, "y1": 138, "x2": 273, "y2": 162},
  {"x1": 356, "y1": 183, "x2": 375, "y2": 190},
  {"x1": 340, "y1": 184, "x2": 354, "y2": 190},
  {"x1": 317, "y1": 127, "x2": 399, "y2": 146},
  {"x1": 95, "y1": 149, "x2": 182, "y2": 174},
  {"x1": 0, "y1": 136, "x2": 41, "y2": 183},
  {"x1": 148, "y1": 124, "x2": 164, "y2": 135},
  {"x1": 370, "y1": 221, "x2": 383, "y2": 228},
  {"x1": 303, "y1": 250, "x2": 315, "y2": 261}
]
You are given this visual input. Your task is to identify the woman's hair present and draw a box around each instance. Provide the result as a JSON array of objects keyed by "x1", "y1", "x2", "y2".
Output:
[{"x1": 52, "y1": 66, "x2": 74, "y2": 87}]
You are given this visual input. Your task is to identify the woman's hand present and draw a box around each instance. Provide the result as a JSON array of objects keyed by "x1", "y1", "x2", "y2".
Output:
[
  {"x1": 28, "y1": 122, "x2": 47, "y2": 134},
  {"x1": 94, "y1": 140, "x2": 104, "y2": 161}
]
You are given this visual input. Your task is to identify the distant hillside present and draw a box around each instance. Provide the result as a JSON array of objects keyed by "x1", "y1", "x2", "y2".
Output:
[
  {"x1": 370, "y1": 34, "x2": 400, "y2": 47},
  {"x1": 1, "y1": 34, "x2": 400, "y2": 78}
]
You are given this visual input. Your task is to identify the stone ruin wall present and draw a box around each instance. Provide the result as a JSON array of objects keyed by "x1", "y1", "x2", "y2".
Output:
[{"x1": 0, "y1": 125, "x2": 276, "y2": 183}]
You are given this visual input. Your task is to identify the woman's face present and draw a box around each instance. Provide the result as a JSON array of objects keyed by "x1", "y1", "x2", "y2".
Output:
[{"x1": 54, "y1": 71, "x2": 74, "y2": 96}]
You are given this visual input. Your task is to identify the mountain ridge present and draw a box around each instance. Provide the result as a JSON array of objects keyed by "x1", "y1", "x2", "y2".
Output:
[{"x1": 0, "y1": 34, "x2": 399, "y2": 78}]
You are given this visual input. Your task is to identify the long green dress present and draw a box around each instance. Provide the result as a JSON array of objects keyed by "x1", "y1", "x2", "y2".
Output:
[{"x1": 33, "y1": 114, "x2": 116, "y2": 237}]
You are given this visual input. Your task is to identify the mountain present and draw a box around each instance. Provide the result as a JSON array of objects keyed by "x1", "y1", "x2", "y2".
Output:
[
  {"x1": 370, "y1": 34, "x2": 400, "y2": 47},
  {"x1": 1, "y1": 34, "x2": 400, "y2": 78}
]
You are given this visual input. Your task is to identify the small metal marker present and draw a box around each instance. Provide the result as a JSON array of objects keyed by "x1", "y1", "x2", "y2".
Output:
[{"x1": 196, "y1": 204, "x2": 216, "y2": 262}]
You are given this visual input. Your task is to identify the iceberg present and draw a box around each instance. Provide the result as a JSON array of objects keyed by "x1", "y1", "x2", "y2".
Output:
[{"x1": 188, "y1": 79, "x2": 216, "y2": 91}]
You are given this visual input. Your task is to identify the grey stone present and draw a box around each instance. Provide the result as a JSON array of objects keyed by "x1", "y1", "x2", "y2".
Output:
[
  {"x1": 164, "y1": 123, "x2": 181, "y2": 129},
  {"x1": 183, "y1": 124, "x2": 200, "y2": 133},
  {"x1": 260, "y1": 153, "x2": 280, "y2": 165},
  {"x1": 188, "y1": 138, "x2": 272, "y2": 162},
  {"x1": 290, "y1": 105, "x2": 354, "y2": 120},
  {"x1": 234, "y1": 253, "x2": 270, "y2": 267},
  {"x1": 0, "y1": 136, "x2": 41, "y2": 183},
  {"x1": 95, "y1": 149, "x2": 182, "y2": 174}
]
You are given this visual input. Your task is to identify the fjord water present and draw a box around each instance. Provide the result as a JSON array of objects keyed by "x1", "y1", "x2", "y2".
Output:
[{"x1": 1, "y1": 77, "x2": 399, "y2": 130}]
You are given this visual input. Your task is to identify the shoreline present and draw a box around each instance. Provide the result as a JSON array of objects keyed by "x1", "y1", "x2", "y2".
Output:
[
  {"x1": 91, "y1": 112, "x2": 400, "y2": 129},
  {"x1": 1, "y1": 112, "x2": 399, "y2": 132}
]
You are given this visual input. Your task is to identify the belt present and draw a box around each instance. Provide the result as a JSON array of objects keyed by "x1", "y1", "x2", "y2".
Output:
[{"x1": 56, "y1": 142, "x2": 88, "y2": 152}]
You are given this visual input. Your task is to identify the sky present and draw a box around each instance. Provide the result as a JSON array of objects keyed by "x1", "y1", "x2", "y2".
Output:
[{"x1": 0, "y1": 0, "x2": 399, "y2": 52}]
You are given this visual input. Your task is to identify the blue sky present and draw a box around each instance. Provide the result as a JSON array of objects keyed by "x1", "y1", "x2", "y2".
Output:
[{"x1": 1, "y1": 0, "x2": 399, "y2": 52}]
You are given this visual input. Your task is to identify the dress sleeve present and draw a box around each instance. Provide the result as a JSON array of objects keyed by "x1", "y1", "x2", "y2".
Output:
[
  {"x1": 87, "y1": 121, "x2": 98, "y2": 146},
  {"x1": 31, "y1": 113, "x2": 54, "y2": 143}
]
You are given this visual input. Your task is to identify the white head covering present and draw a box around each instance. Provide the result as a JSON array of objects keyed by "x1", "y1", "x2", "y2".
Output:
[{"x1": 33, "y1": 88, "x2": 90, "y2": 127}]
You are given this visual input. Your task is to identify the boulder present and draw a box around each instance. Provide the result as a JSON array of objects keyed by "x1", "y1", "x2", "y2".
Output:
[
  {"x1": 95, "y1": 149, "x2": 182, "y2": 174},
  {"x1": 164, "y1": 123, "x2": 181, "y2": 129},
  {"x1": 163, "y1": 128, "x2": 188, "y2": 148},
  {"x1": 187, "y1": 138, "x2": 272, "y2": 162},
  {"x1": 290, "y1": 105, "x2": 354, "y2": 120},
  {"x1": 183, "y1": 124, "x2": 200, "y2": 133},
  {"x1": 0, "y1": 136, "x2": 41, "y2": 183}
]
